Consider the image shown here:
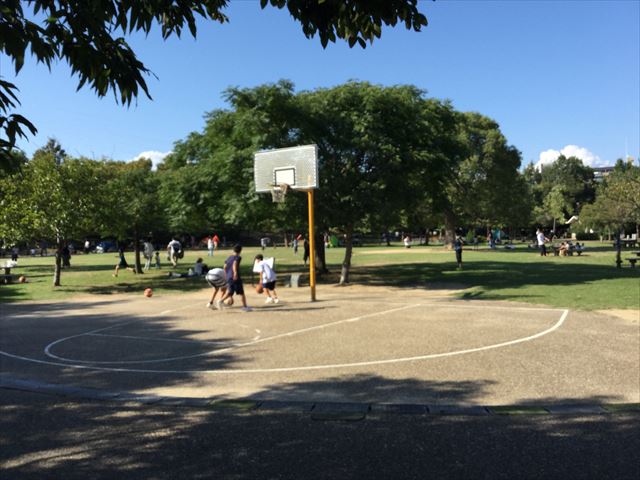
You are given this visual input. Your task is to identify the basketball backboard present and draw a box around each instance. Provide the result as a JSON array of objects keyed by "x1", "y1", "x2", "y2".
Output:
[{"x1": 254, "y1": 144, "x2": 318, "y2": 192}]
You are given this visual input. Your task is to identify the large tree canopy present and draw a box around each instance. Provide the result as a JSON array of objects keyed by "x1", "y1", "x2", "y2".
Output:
[
  {"x1": 160, "y1": 80, "x2": 518, "y2": 281},
  {"x1": 429, "y1": 112, "x2": 525, "y2": 244},
  {"x1": 0, "y1": 0, "x2": 428, "y2": 167}
]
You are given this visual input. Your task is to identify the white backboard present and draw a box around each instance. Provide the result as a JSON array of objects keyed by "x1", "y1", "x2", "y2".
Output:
[{"x1": 254, "y1": 144, "x2": 319, "y2": 192}]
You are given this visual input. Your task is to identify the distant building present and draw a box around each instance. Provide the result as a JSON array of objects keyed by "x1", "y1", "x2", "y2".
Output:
[{"x1": 593, "y1": 166, "x2": 615, "y2": 182}]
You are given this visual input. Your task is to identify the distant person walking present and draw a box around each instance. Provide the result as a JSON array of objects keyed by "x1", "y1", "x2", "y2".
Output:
[
  {"x1": 61, "y1": 244, "x2": 71, "y2": 268},
  {"x1": 453, "y1": 235, "x2": 464, "y2": 269},
  {"x1": 303, "y1": 237, "x2": 310, "y2": 266},
  {"x1": 207, "y1": 236, "x2": 214, "y2": 257},
  {"x1": 213, "y1": 234, "x2": 220, "y2": 251},
  {"x1": 536, "y1": 228, "x2": 550, "y2": 256}
]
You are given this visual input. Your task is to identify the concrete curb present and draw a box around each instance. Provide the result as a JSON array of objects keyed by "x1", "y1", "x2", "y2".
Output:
[{"x1": 2, "y1": 377, "x2": 639, "y2": 417}]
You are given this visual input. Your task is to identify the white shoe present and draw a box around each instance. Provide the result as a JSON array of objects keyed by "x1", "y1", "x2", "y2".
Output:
[
  {"x1": 265, "y1": 297, "x2": 273, "y2": 304},
  {"x1": 241, "y1": 306, "x2": 253, "y2": 312},
  {"x1": 274, "y1": 298, "x2": 279, "y2": 304},
  {"x1": 215, "y1": 300, "x2": 223, "y2": 310},
  {"x1": 206, "y1": 302, "x2": 213, "y2": 309}
]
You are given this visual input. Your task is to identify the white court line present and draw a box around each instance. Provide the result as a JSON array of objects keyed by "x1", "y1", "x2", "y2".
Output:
[
  {"x1": 89, "y1": 333, "x2": 225, "y2": 346},
  {"x1": 2, "y1": 304, "x2": 569, "y2": 374},
  {"x1": 44, "y1": 304, "x2": 420, "y2": 364},
  {"x1": 43, "y1": 301, "x2": 207, "y2": 362}
]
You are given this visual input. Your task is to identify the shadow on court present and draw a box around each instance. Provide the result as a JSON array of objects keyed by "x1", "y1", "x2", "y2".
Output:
[{"x1": 1, "y1": 388, "x2": 638, "y2": 480}]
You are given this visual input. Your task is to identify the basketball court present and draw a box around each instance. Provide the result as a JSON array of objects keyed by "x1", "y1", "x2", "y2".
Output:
[{"x1": 1, "y1": 284, "x2": 638, "y2": 406}]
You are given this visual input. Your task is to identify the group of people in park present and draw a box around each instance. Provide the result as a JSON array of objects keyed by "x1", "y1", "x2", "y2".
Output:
[{"x1": 536, "y1": 229, "x2": 584, "y2": 257}]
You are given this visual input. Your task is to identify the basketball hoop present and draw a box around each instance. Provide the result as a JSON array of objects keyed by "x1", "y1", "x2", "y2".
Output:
[{"x1": 270, "y1": 183, "x2": 289, "y2": 203}]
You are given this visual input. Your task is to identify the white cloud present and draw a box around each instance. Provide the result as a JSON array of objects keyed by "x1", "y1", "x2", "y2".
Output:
[
  {"x1": 535, "y1": 145, "x2": 604, "y2": 170},
  {"x1": 131, "y1": 150, "x2": 171, "y2": 169}
]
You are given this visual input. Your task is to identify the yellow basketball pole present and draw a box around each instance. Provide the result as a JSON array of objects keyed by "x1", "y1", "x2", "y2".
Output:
[{"x1": 307, "y1": 189, "x2": 317, "y2": 301}]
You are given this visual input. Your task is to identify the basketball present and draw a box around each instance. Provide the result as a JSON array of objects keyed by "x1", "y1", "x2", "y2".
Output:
[
  {"x1": 18, "y1": 276, "x2": 26, "y2": 283},
  {"x1": 256, "y1": 284, "x2": 264, "y2": 294},
  {"x1": 224, "y1": 297, "x2": 234, "y2": 306},
  {"x1": 206, "y1": 268, "x2": 226, "y2": 288},
  {"x1": 144, "y1": 288, "x2": 153, "y2": 297}
]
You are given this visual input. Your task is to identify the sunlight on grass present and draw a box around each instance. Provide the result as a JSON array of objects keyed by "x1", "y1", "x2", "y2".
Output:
[{"x1": 1, "y1": 241, "x2": 638, "y2": 310}]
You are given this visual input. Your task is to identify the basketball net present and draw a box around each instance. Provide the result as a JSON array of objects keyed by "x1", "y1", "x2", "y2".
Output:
[{"x1": 270, "y1": 183, "x2": 289, "y2": 203}]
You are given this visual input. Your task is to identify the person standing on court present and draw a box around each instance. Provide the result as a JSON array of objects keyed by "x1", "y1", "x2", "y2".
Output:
[
  {"x1": 217, "y1": 244, "x2": 252, "y2": 311},
  {"x1": 254, "y1": 254, "x2": 279, "y2": 304},
  {"x1": 536, "y1": 228, "x2": 550, "y2": 256},
  {"x1": 167, "y1": 237, "x2": 182, "y2": 268}
]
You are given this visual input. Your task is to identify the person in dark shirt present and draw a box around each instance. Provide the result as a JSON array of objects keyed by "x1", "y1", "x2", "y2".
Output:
[
  {"x1": 217, "y1": 244, "x2": 252, "y2": 311},
  {"x1": 453, "y1": 235, "x2": 464, "y2": 269}
]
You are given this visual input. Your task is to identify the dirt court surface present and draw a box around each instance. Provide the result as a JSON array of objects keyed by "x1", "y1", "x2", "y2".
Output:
[{"x1": 1, "y1": 285, "x2": 638, "y2": 405}]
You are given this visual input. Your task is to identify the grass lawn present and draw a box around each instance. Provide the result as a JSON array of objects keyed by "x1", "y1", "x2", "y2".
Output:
[{"x1": 1, "y1": 241, "x2": 638, "y2": 310}]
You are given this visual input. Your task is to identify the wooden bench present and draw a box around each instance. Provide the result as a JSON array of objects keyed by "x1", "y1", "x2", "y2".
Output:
[{"x1": 626, "y1": 258, "x2": 638, "y2": 268}]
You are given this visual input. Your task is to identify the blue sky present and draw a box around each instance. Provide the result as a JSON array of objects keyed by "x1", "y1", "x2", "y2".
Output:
[{"x1": 3, "y1": 0, "x2": 639, "y2": 169}]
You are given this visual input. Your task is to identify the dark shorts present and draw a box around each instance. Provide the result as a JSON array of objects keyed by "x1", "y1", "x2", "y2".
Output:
[
  {"x1": 118, "y1": 258, "x2": 128, "y2": 268},
  {"x1": 262, "y1": 280, "x2": 276, "y2": 291},
  {"x1": 227, "y1": 279, "x2": 244, "y2": 296}
]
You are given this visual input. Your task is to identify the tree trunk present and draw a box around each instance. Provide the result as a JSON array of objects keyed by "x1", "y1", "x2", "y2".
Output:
[
  {"x1": 443, "y1": 208, "x2": 456, "y2": 249},
  {"x1": 133, "y1": 228, "x2": 142, "y2": 273},
  {"x1": 339, "y1": 225, "x2": 354, "y2": 285},
  {"x1": 283, "y1": 232, "x2": 289, "y2": 248},
  {"x1": 53, "y1": 236, "x2": 62, "y2": 286},
  {"x1": 315, "y1": 233, "x2": 328, "y2": 274}
]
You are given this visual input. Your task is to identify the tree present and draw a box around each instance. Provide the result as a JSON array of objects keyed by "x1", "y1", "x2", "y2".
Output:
[
  {"x1": 158, "y1": 80, "x2": 303, "y2": 234},
  {"x1": 434, "y1": 112, "x2": 524, "y2": 244},
  {"x1": 536, "y1": 155, "x2": 595, "y2": 225},
  {"x1": 161, "y1": 80, "x2": 457, "y2": 283},
  {"x1": 540, "y1": 184, "x2": 571, "y2": 234},
  {"x1": 0, "y1": 0, "x2": 428, "y2": 165},
  {"x1": 102, "y1": 158, "x2": 164, "y2": 273},
  {"x1": 0, "y1": 143, "x2": 110, "y2": 285},
  {"x1": 296, "y1": 82, "x2": 451, "y2": 283},
  {"x1": 580, "y1": 164, "x2": 640, "y2": 238}
]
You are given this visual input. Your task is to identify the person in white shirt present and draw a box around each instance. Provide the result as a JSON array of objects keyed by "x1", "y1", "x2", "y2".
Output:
[
  {"x1": 167, "y1": 238, "x2": 182, "y2": 267},
  {"x1": 536, "y1": 228, "x2": 549, "y2": 257},
  {"x1": 255, "y1": 254, "x2": 279, "y2": 304}
]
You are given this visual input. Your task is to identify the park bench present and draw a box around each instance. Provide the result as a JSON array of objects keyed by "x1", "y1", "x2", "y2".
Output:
[{"x1": 626, "y1": 258, "x2": 638, "y2": 268}]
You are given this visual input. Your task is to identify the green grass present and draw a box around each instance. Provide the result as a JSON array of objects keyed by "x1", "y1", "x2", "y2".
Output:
[{"x1": 1, "y1": 241, "x2": 638, "y2": 310}]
